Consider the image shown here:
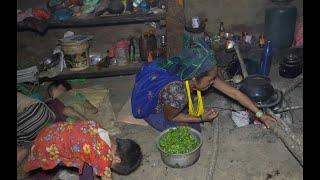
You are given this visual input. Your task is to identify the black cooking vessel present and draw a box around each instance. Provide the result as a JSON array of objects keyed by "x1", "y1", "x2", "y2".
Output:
[
  {"x1": 108, "y1": 0, "x2": 124, "y2": 14},
  {"x1": 239, "y1": 74, "x2": 275, "y2": 103},
  {"x1": 279, "y1": 53, "x2": 303, "y2": 78}
]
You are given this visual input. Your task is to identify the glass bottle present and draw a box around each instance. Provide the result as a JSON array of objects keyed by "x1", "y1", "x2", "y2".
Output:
[
  {"x1": 259, "y1": 33, "x2": 266, "y2": 48},
  {"x1": 129, "y1": 37, "x2": 136, "y2": 62},
  {"x1": 219, "y1": 22, "x2": 225, "y2": 38}
]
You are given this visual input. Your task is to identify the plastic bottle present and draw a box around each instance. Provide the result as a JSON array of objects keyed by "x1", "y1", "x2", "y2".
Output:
[
  {"x1": 115, "y1": 39, "x2": 129, "y2": 66},
  {"x1": 147, "y1": 51, "x2": 153, "y2": 62},
  {"x1": 259, "y1": 33, "x2": 266, "y2": 48},
  {"x1": 160, "y1": 35, "x2": 166, "y2": 58},
  {"x1": 129, "y1": 37, "x2": 136, "y2": 62},
  {"x1": 260, "y1": 40, "x2": 273, "y2": 76},
  {"x1": 218, "y1": 22, "x2": 225, "y2": 38}
]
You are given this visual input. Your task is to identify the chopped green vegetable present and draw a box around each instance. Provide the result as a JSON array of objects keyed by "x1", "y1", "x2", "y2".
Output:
[{"x1": 159, "y1": 127, "x2": 199, "y2": 154}]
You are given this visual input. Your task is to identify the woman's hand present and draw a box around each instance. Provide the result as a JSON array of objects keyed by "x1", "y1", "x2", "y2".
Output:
[
  {"x1": 202, "y1": 108, "x2": 219, "y2": 122},
  {"x1": 259, "y1": 114, "x2": 276, "y2": 128}
]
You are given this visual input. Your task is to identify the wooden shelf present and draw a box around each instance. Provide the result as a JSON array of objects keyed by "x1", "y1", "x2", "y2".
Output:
[
  {"x1": 17, "y1": 13, "x2": 165, "y2": 31},
  {"x1": 39, "y1": 62, "x2": 143, "y2": 82}
]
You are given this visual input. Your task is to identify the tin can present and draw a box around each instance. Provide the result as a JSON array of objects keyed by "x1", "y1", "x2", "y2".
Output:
[
  {"x1": 224, "y1": 32, "x2": 233, "y2": 39},
  {"x1": 245, "y1": 34, "x2": 252, "y2": 44},
  {"x1": 225, "y1": 40, "x2": 235, "y2": 51},
  {"x1": 192, "y1": 16, "x2": 200, "y2": 29}
]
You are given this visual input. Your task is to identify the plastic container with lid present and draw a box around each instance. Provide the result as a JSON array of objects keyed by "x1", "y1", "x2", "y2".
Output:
[
  {"x1": 265, "y1": 0, "x2": 297, "y2": 49},
  {"x1": 115, "y1": 39, "x2": 129, "y2": 66}
]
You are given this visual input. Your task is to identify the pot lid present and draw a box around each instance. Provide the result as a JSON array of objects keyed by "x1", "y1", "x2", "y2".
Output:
[
  {"x1": 285, "y1": 53, "x2": 299, "y2": 61},
  {"x1": 283, "y1": 53, "x2": 302, "y2": 65}
]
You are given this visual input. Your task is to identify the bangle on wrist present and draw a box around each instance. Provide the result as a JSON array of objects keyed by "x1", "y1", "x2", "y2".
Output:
[{"x1": 255, "y1": 110, "x2": 264, "y2": 118}]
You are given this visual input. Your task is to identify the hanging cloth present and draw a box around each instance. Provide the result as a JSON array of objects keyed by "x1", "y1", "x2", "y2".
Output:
[{"x1": 185, "y1": 80, "x2": 204, "y2": 117}]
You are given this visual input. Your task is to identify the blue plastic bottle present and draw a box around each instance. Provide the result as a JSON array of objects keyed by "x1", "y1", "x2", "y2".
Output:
[{"x1": 260, "y1": 40, "x2": 273, "y2": 76}]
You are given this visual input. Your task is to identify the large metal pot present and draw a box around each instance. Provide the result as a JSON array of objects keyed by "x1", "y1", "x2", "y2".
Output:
[
  {"x1": 108, "y1": 0, "x2": 124, "y2": 14},
  {"x1": 155, "y1": 127, "x2": 203, "y2": 168},
  {"x1": 239, "y1": 74, "x2": 275, "y2": 103}
]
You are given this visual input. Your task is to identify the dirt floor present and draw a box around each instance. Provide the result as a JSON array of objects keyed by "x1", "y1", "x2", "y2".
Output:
[
  {"x1": 84, "y1": 72, "x2": 303, "y2": 180},
  {"x1": 111, "y1": 73, "x2": 303, "y2": 180},
  {"x1": 17, "y1": 75, "x2": 303, "y2": 180}
]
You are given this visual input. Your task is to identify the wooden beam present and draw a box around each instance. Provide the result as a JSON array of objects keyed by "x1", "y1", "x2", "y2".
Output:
[
  {"x1": 17, "y1": 13, "x2": 165, "y2": 31},
  {"x1": 166, "y1": 0, "x2": 185, "y2": 57},
  {"x1": 39, "y1": 63, "x2": 142, "y2": 82}
]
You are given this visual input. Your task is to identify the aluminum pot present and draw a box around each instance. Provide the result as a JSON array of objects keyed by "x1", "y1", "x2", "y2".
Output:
[
  {"x1": 155, "y1": 127, "x2": 203, "y2": 168},
  {"x1": 239, "y1": 74, "x2": 275, "y2": 103}
]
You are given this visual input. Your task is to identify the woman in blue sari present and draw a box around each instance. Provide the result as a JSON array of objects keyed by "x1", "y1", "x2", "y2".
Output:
[{"x1": 131, "y1": 42, "x2": 275, "y2": 132}]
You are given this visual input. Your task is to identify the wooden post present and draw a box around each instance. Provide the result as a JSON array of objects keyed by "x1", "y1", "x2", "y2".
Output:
[
  {"x1": 166, "y1": 0, "x2": 185, "y2": 57},
  {"x1": 267, "y1": 109, "x2": 303, "y2": 166}
]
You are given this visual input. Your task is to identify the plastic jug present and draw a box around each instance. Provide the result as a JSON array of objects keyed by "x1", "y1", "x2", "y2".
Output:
[{"x1": 265, "y1": 2, "x2": 297, "y2": 49}]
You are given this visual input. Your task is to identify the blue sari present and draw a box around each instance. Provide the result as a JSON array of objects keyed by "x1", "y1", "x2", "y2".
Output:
[
  {"x1": 131, "y1": 60, "x2": 201, "y2": 132},
  {"x1": 131, "y1": 60, "x2": 180, "y2": 118}
]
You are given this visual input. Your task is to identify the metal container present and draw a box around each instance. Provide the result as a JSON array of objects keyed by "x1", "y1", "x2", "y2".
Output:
[
  {"x1": 155, "y1": 127, "x2": 203, "y2": 168},
  {"x1": 239, "y1": 74, "x2": 275, "y2": 103},
  {"x1": 224, "y1": 32, "x2": 233, "y2": 39},
  {"x1": 279, "y1": 53, "x2": 302, "y2": 78},
  {"x1": 160, "y1": 35, "x2": 166, "y2": 47},
  {"x1": 59, "y1": 35, "x2": 93, "y2": 71},
  {"x1": 191, "y1": 16, "x2": 200, "y2": 28}
]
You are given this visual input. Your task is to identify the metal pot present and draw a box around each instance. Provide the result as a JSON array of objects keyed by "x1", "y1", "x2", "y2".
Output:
[
  {"x1": 108, "y1": 0, "x2": 124, "y2": 14},
  {"x1": 239, "y1": 74, "x2": 275, "y2": 103},
  {"x1": 155, "y1": 127, "x2": 202, "y2": 168},
  {"x1": 279, "y1": 53, "x2": 302, "y2": 78}
]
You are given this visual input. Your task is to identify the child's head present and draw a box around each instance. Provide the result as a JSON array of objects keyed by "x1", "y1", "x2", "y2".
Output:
[
  {"x1": 47, "y1": 80, "x2": 72, "y2": 98},
  {"x1": 110, "y1": 138, "x2": 142, "y2": 175}
]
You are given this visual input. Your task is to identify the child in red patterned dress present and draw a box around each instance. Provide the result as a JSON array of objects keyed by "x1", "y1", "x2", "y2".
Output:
[{"x1": 23, "y1": 120, "x2": 142, "y2": 180}]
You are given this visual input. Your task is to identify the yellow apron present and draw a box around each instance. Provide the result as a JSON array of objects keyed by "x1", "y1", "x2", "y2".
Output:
[{"x1": 185, "y1": 80, "x2": 204, "y2": 117}]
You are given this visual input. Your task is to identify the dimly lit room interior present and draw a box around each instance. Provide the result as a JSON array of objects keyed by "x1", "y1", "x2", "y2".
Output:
[{"x1": 17, "y1": 0, "x2": 303, "y2": 179}]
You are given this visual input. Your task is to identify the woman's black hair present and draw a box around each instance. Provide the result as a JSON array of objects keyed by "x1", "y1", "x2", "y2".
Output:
[
  {"x1": 47, "y1": 80, "x2": 72, "y2": 97},
  {"x1": 112, "y1": 138, "x2": 142, "y2": 175}
]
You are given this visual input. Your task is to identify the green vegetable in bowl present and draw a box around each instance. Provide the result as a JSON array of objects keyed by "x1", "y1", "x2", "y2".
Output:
[{"x1": 159, "y1": 127, "x2": 199, "y2": 154}]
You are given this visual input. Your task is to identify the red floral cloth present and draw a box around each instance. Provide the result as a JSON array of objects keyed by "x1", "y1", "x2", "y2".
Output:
[
  {"x1": 32, "y1": 8, "x2": 51, "y2": 20},
  {"x1": 24, "y1": 120, "x2": 112, "y2": 178}
]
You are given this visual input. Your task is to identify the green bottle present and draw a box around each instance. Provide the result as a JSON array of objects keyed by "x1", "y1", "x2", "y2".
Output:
[{"x1": 129, "y1": 37, "x2": 136, "y2": 62}]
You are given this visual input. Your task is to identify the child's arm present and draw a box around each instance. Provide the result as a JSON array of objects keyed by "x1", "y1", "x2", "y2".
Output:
[{"x1": 63, "y1": 106, "x2": 88, "y2": 121}]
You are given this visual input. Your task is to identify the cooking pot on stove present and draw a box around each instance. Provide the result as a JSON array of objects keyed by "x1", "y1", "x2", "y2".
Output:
[{"x1": 239, "y1": 74, "x2": 274, "y2": 103}]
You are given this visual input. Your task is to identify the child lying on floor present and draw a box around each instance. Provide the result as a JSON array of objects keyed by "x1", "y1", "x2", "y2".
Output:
[
  {"x1": 23, "y1": 120, "x2": 142, "y2": 180},
  {"x1": 46, "y1": 80, "x2": 98, "y2": 122}
]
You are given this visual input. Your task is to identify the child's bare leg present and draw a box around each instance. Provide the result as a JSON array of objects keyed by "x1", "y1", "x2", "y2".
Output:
[{"x1": 17, "y1": 147, "x2": 28, "y2": 165}]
